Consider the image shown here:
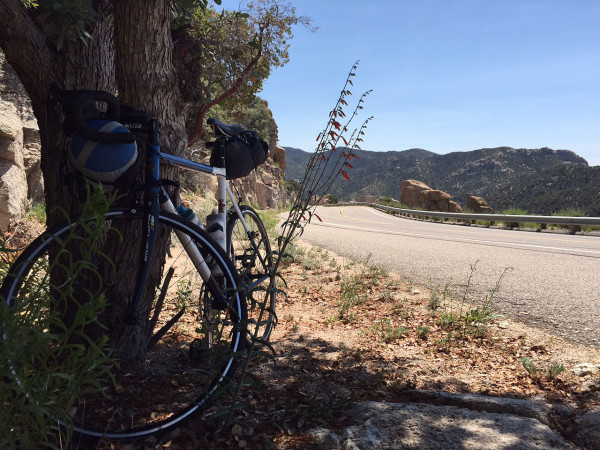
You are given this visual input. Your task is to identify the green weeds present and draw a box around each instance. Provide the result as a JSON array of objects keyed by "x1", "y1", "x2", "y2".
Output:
[
  {"x1": 502, "y1": 207, "x2": 536, "y2": 229},
  {"x1": 25, "y1": 201, "x2": 47, "y2": 224},
  {"x1": 429, "y1": 262, "x2": 511, "y2": 346},
  {"x1": 338, "y1": 274, "x2": 366, "y2": 323},
  {"x1": 369, "y1": 319, "x2": 409, "y2": 342},
  {"x1": 417, "y1": 325, "x2": 430, "y2": 340},
  {"x1": 521, "y1": 358, "x2": 567, "y2": 381},
  {"x1": 521, "y1": 357, "x2": 538, "y2": 377},
  {"x1": 0, "y1": 188, "x2": 116, "y2": 448},
  {"x1": 552, "y1": 208, "x2": 585, "y2": 234}
]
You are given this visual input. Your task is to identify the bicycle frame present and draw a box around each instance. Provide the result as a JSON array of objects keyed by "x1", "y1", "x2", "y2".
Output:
[
  {"x1": 158, "y1": 151, "x2": 252, "y2": 242},
  {"x1": 124, "y1": 120, "x2": 219, "y2": 317},
  {"x1": 126, "y1": 119, "x2": 262, "y2": 318},
  {"x1": 158, "y1": 151, "x2": 269, "y2": 291}
]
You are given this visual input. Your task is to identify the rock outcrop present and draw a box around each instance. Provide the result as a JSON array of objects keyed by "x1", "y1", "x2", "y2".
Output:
[
  {"x1": 400, "y1": 180, "x2": 462, "y2": 213},
  {"x1": 231, "y1": 162, "x2": 286, "y2": 209},
  {"x1": 226, "y1": 101, "x2": 286, "y2": 209},
  {"x1": 272, "y1": 145, "x2": 286, "y2": 172},
  {"x1": 0, "y1": 50, "x2": 42, "y2": 231},
  {"x1": 466, "y1": 194, "x2": 495, "y2": 214}
]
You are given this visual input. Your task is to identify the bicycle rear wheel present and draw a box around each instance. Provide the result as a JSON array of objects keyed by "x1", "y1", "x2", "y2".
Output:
[
  {"x1": 0, "y1": 209, "x2": 247, "y2": 442},
  {"x1": 227, "y1": 205, "x2": 276, "y2": 344}
]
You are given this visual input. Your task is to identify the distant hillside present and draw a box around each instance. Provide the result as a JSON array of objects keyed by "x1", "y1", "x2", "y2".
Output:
[
  {"x1": 492, "y1": 164, "x2": 600, "y2": 215},
  {"x1": 284, "y1": 146, "x2": 600, "y2": 216}
]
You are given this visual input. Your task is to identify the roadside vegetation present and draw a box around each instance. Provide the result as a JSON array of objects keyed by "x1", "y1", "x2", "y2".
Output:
[
  {"x1": 0, "y1": 189, "x2": 117, "y2": 448},
  {"x1": 369, "y1": 202, "x2": 599, "y2": 234},
  {"x1": 375, "y1": 196, "x2": 407, "y2": 209},
  {"x1": 3, "y1": 206, "x2": 600, "y2": 447}
]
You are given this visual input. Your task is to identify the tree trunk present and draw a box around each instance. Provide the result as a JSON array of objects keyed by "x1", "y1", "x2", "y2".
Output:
[
  {"x1": 102, "y1": 0, "x2": 188, "y2": 359},
  {"x1": 0, "y1": 1, "x2": 187, "y2": 360},
  {"x1": 115, "y1": 0, "x2": 187, "y2": 158}
]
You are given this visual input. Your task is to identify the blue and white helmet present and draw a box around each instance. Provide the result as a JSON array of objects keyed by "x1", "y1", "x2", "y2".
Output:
[{"x1": 69, "y1": 120, "x2": 138, "y2": 183}]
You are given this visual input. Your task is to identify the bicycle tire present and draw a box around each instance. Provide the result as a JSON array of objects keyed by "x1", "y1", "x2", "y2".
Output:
[
  {"x1": 0, "y1": 209, "x2": 247, "y2": 442},
  {"x1": 226, "y1": 205, "x2": 276, "y2": 344}
]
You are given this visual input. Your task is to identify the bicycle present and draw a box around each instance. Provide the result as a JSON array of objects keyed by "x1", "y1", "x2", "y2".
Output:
[{"x1": 0, "y1": 86, "x2": 276, "y2": 441}]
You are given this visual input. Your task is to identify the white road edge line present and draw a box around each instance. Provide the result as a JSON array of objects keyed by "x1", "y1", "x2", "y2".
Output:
[{"x1": 309, "y1": 220, "x2": 600, "y2": 256}]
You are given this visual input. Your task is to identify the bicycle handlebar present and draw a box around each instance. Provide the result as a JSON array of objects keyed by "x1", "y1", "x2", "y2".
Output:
[{"x1": 49, "y1": 84, "x2": 136, "y2": 144}]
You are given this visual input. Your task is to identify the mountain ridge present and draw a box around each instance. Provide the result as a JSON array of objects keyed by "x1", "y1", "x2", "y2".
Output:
[{"x1": 283, "y1": 146, "x2": 600, "y2": 216}]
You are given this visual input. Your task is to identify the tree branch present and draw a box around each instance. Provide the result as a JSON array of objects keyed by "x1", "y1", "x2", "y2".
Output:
[
  {"x1": 187, "y1": 28, "x2": 265, "y2": 147},
  {"x1": 0, "y1": 0, "x2": 57, "y2": 115}
]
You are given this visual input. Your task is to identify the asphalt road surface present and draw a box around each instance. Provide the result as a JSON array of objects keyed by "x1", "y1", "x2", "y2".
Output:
[{"x1": 298, "y1": 206, "x2": 600, "y2": 347}]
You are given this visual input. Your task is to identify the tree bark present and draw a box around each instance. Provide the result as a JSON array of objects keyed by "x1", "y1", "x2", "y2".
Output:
[
  {"x1": 115, "y1": 0, "x2": 186, "y2": 158},
  {"x1": 104, "y1": 0, "x2": 188, "y2": 358}
]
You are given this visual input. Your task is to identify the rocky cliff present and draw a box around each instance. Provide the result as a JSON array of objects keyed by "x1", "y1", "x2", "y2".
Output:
[
  {"x1": 229, "y1": 101, "x2": 287, "y2": 209},
  {"x1": 0, "y1": 51, "x2": 42, "y2": 231}
]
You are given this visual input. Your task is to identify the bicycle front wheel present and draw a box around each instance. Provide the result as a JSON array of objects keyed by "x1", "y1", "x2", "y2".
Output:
[
  {"x1": 227, "y1": 205, "x2": 276, "y2": 344},
  {"x1": 0, "y1": 209, "x2": 247, "y2": 442}
]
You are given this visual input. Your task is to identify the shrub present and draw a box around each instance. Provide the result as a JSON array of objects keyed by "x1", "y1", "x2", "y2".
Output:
[
  {"x1": 552, "y1": 208, "x2": 586, "y2": 233},
  {"x1": 501, "y1": 207, "x2": 534, "y2": 229},
  {"x1": 376, "y1": 197, "x2": 404, "y2": 208},
  {"x1": 0, "y1": 187, "x2": 116, "y2": 448},
  {"x1": 521, "y1": 357, "x2": 538, "y2": 377},
  {"x1": 547, "y1": 363, "x2": 566, "y2": 379}
]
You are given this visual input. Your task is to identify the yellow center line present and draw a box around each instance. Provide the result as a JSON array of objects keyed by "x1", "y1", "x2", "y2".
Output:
[{"x1": 338, "y1": 207, "x2": 390, "y2": 225}]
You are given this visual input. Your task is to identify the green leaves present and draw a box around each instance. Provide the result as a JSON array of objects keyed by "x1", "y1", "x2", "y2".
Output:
[
  {"x1": 35, "y1": 0, "x2": 96, "y2": 50},
  {"x1": 0, "y1": 187, "x2": 117, "y2": 448},
  {"x1": 185, "y1": 0, "x2": 313, "y2": 145}
]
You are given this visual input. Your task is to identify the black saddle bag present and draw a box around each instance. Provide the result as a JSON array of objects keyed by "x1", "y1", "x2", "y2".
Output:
[{"x1": 209, "y1": 130, "x2": 268, "y2": 180}]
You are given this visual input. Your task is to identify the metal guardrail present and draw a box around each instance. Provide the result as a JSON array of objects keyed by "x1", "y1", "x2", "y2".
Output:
[{"x1": 328, "y1": 202, "x2": 600, "y2": 227}]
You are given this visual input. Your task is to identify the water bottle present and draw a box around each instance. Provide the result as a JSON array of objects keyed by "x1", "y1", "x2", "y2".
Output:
[
  {"x1": 205, "y1": 209, "x2": 226, "y2": 251},
  {"x1": 179, "y1": 205, "x2": 223, "y2": 277},
  {"x1": 178, "y1": 205, "x2": 204, "y2": 229},
  {"x1": 204, "y1": 209, "x2": 225, "y2": 278}
]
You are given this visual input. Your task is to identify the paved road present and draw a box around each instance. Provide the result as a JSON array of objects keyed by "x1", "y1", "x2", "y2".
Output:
[{"x1": 298, "y1": 206, "x2": 600, "y2": 347}]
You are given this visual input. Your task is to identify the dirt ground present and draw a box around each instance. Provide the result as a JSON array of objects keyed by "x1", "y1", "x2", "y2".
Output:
[
  {"x1": 4, "y1": 222, "x2": 599, "y2": 449},
  {"x1": 153, "y1": 241, "x2": 600, "y2": 449}
]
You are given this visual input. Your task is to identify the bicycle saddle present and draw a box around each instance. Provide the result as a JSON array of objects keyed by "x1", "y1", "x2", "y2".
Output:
[{"x1": 207, "y1": 118, "x2": 243, "y2": 137}]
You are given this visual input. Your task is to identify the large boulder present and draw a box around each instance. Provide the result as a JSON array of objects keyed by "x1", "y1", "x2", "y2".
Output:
[
  {"x1": 466, "y1": 194, "x2": 495, "y2": 214},
  {"x1": 272, "y1": 145, "x2": 286, "y2": 172},
  {"x1": 400, "y1": 180, "x2": 462, "y2": 213}
]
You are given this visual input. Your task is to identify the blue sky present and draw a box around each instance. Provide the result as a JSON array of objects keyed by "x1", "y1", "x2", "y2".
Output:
[{"x1": 226, "y1": 1, "x2": 600, "y2": 166}]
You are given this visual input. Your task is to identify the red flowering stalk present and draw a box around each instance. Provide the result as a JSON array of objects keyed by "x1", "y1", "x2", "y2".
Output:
[{"x1": 277, "y1": 61, "x2": 373, "y2": 256}]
